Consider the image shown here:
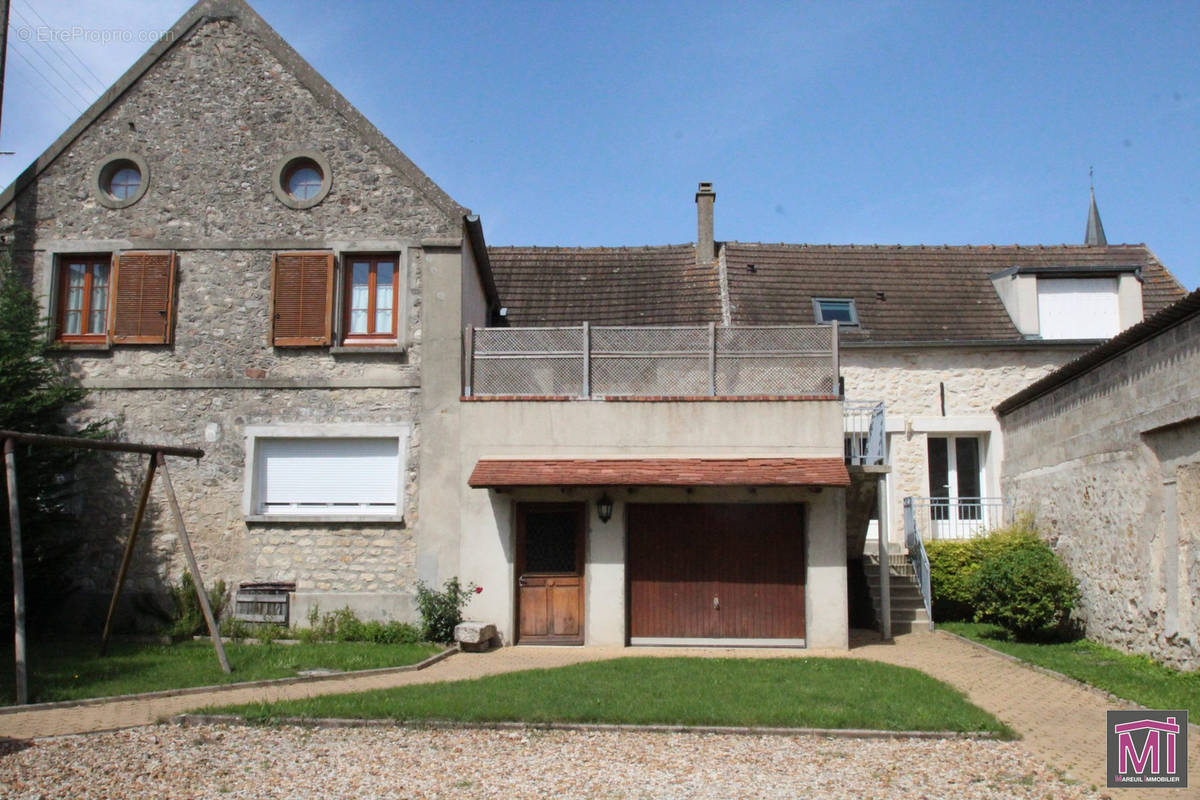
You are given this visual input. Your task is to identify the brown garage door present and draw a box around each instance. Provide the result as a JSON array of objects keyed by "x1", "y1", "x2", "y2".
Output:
[{"x1": 627, "y1": 503, "x2": 805, "y2": 643}]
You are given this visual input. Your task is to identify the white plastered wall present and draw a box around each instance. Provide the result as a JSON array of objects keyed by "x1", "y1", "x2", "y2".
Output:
[
  {"x1": 454, "y1": 398, "x2": 847, "y2": 647},
  {"x1": 458, "y1": 484, "x2": 847, "y2": 649}
]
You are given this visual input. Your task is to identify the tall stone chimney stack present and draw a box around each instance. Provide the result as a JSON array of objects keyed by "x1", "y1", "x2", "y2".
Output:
[{"x1": 696, "y1": 181, "x2": 715, "y2": 264}]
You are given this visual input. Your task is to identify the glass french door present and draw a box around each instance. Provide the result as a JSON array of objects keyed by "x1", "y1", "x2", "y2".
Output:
[{"x1": 927, "y1": 436, "x2": 985, "y2": 539}]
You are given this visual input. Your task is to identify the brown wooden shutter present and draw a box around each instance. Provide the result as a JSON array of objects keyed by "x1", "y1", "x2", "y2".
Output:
[
  {"x1": 272, "y1": 251, "x2": 334, "y2": 346},
  {"x1": 110, "y1": 251, "x2": 176, "y2": 344}
]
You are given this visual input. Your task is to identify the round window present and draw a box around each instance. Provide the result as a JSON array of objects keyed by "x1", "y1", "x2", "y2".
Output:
[
  {"x1": 272, "y1": 151, "x2": 332, "y2": 209},
  {"x1": 93, "y1": 153, "x2": 149, "y2": 209},
  {"x1": 105, "y1": 162, "x2": 142, "y2": 200},
  {"x1": 284, "y1": 161, "x2": 323, "y2": 201}
]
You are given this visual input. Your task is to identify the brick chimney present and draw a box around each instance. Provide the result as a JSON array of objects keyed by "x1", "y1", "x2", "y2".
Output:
[{"x1": 696, "y1": 181, "x2": 715, "y2": 264}]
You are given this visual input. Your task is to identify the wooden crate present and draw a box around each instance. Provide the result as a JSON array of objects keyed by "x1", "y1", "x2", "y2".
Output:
[{"x1": 234, "y1": 582, "x2": 294, "y2": 624}]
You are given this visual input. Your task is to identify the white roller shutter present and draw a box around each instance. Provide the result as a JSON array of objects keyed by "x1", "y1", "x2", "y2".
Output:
[
  {"x1": 1037, "y1": 278, "x2": 1120, "y2": 340},
  {"x1": 257, "y1": 437, "x2": 399, "y2": 515}
]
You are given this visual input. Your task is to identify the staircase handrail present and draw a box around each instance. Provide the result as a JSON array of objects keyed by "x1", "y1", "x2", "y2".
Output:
[{"x1": 903, "y1": 497, "x2": 934, "y2": 631}]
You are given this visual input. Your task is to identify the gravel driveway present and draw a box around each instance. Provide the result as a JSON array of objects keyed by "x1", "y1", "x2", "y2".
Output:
[{"x1": 0, "y1": 723, "x2": 1103, "y2": 799}]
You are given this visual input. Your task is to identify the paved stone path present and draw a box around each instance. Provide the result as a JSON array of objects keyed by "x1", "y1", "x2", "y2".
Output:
[{"x1": 1, "y1": 631, "x2": 1194, "y2": 799}]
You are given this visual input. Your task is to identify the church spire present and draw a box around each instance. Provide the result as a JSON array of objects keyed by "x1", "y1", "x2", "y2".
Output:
[{"x1": 1085, "y1": 168, "x2": 1107, "y2": 246}]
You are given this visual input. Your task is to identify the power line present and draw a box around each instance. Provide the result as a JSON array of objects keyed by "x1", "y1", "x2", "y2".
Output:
[
  {"x1": 6, "y1": 42, "x2": 85, "y2": 121},
  {"x1": 10, "y1": 5, "x2": 106, "y2": 97},
  {"x1": 7, "y1": 20, "x2": 95, "y2": 109},
  {"x1": 14, "y1": 1, "x2": 107, "y2": 95}
]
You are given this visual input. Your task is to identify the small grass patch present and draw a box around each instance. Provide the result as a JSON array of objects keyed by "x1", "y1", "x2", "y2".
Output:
[
  {"x1": 0, "y1": 640, "x2": 442, "y2": 705},
  {"x1": 942, "y1": 621, "x2": 1200, "y2": 717},
  {"x1": 212, "y1": 656, "x2": 1013, "y2": 736}
]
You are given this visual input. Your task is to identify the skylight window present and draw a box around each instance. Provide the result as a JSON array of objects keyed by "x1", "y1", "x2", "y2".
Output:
[{"x1": 813, "y1": 298, "x2": 858, "y2": 326}]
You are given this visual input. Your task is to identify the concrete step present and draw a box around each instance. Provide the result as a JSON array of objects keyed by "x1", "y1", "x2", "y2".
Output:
[
  {"x1": 871, "y1": 596, "x2": 926, "y2": 610},
  {"x1": 865, "y1": 575, "x2": 921, "y2": 589},
  {"x1": 889, "y1": 618, "x2": 934, "y2": 634},
  {"x1": 863, "y1": 552, "x2": 912, "y2": 567},
  {"x1": 865, "y1": 562, "x2": 918, "y2": 575},
  {"x1": 863, "y1": 557, "x2": 930, "y2": 631},
  {"x1": 868, "y1": 592, "x2": 921, "y2": 604},
  {"x1": 868, "y1": 587, "x2": 921, "y2": 599},
  {"x1": 870, "y1": 600, "x2": 929, "y2": 618}
]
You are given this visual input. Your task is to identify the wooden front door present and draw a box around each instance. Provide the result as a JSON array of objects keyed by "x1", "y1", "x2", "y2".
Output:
[
  {"x1": 627, "y1": 503, "x2": 805, "y2": 643},
  {"x1": 515, "y1": 503, "x2": 585, "y2": 644}
]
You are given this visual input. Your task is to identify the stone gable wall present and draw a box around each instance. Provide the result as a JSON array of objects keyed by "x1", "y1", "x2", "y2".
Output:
[{"x1": 0, "y1": 16, "x2": 461, "y2": 627}]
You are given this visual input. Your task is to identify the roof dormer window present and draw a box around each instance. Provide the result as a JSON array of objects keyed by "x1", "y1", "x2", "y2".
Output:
[{"x1": 813, "y1": 298, "x2": 858, "y2": 326}]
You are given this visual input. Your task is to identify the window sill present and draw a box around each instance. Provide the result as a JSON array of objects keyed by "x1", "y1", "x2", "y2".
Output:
[
  {"x1": 245, "y1": 514, "x2": 405, "y2": 525},
  {"x1": 330, "y1": 344, "x2": 406, "y2": 355},
  {"x1": 52, "y1": 340, "x2": 112, "y2": 351}
]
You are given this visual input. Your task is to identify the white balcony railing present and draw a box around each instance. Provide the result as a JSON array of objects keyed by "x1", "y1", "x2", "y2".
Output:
[
  {"x1": 464, "y1": 323, "x2": 840, "y2": 398},
  {"x1": 903, "y1": 496, "x2": 1015, "y2": 541}
]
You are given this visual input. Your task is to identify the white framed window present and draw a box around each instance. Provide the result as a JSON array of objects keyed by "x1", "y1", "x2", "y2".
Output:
[
  {"x1": 926, "y1": 434, "x2": 989, "y2": 539},
  {"x1": 243, "y1": 424, "x2": 409, "y2": 521},
  {"x1": 1037, "y1": 278, "x2": 1119, "y2": 339}
]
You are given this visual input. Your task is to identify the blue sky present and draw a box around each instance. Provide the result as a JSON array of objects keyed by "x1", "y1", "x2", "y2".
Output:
[{"x1": 2, "y1": 0, "x2": 1197, "y2": 289}]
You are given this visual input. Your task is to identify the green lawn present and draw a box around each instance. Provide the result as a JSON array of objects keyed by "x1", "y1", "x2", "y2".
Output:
[
  {"x1": 941, "y1": 621, "x2": 1200, "y2": 717},
  {"x1": 213, "y1": 656, "x2": 1013, "y2": 736},
  {"x1": 0, "y1": 640, "x2": 443, "y2": 705}
]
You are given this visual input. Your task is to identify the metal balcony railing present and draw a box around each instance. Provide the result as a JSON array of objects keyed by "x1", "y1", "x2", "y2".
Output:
[
  {"x1": 464, "y1": 322, "x2": 840, "y2": 398},
  {"x1": 903, "y1": 496, "x2": 1015, "y2": 541},
  {"x1": 843, "y1": 400, "x2": 886, "y2": 465}
]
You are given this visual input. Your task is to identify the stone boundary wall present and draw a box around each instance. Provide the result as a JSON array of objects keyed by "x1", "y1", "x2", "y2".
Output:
[{"x1": 1000, "y1": 312, "x2": 1200, "y2": 669}]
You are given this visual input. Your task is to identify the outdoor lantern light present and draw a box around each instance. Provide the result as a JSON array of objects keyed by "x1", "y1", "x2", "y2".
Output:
[{"x1": 597, "y1": 493, "x2": 614, "y2": 523}]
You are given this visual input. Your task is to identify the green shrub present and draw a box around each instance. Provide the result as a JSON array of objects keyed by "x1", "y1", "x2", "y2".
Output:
[
  {"x1": 971, "y1": 541, "x2": 1079, "y2": 640},
  {"x1": 925, "y1": 539, "x2": 978, "y2": 621},
  {"x1": 300, "y1": 604, "x2": 422, "y2": 644},
  {"x1": 925, "y1": 515, "x2": 1043, "y2": 621},
  {"x1": 166, "y1": 571, "x2": 228, "y2": 640},
  {"x1": 415, "y1": 577, "x2": 479, "y2": 643},
  {"x1": 219, "y1": 616, "x2": 252, "y2": 640}
]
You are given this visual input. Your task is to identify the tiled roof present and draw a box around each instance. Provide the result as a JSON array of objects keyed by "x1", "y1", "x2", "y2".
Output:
[
  {"x1": 487, "y1": 242, "x2": 1187, "y2": 345},
  {"x1": 486, "y1": 245, "x2": 722, "y2": 326},
  {"x1": 725, "y1": 243, "x2": 1185, "y2": 344},
  {"x1": 467, "y1": 457, "x2": 851, "y2": 488}
]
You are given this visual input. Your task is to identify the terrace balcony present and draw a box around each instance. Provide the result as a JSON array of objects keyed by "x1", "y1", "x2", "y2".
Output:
[
  {"x1": 462, "y1": 322, "x2": 887, "y2": 467},
  {"x1": 463, "y1": 322, "x2": 841, "y2": 400}
]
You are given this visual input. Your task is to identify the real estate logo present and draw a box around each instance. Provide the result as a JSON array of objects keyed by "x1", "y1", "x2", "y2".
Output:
[{"x1": 1107, "y1": 710, "x2": 1188, "y2": 788}]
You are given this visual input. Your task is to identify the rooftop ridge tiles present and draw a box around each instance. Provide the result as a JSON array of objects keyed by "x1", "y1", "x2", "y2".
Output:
[{"x1": 720, "y1": 241, "x2": 1147, "y2": 251}]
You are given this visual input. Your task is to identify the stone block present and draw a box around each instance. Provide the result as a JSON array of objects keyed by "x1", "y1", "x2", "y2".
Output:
[{"x1": 454, "y1": 621, "x2": 498, "y2": 652}]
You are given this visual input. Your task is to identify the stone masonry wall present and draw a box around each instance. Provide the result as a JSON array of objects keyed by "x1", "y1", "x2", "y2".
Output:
[
  {"x1": 67, "y1": 387, "x2": 420, "y2": 598},
  {"x1": 842, "y1": 346, "x2": 1086, "y2": 543},
  {"x1": 0, "y1": 15, "x2": 461, "y2": 625},
  {"x1": 1000, "y1": 312, "x2": 1200, "y2": 669}
]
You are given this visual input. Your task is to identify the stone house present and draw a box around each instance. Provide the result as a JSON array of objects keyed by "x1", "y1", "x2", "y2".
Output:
[
  {"x1": 1, "y1": 0, "x2": 1190, "y2": 649},
  {"x1": 0, "y1": 0, "x2": 851, "y2": 648},
  {"x1": 0, "y1": 0, "x2": 498, "y2": 627},
  {"x1": 998, "y1": 289, "x2": 1200, "y2": 669}
]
